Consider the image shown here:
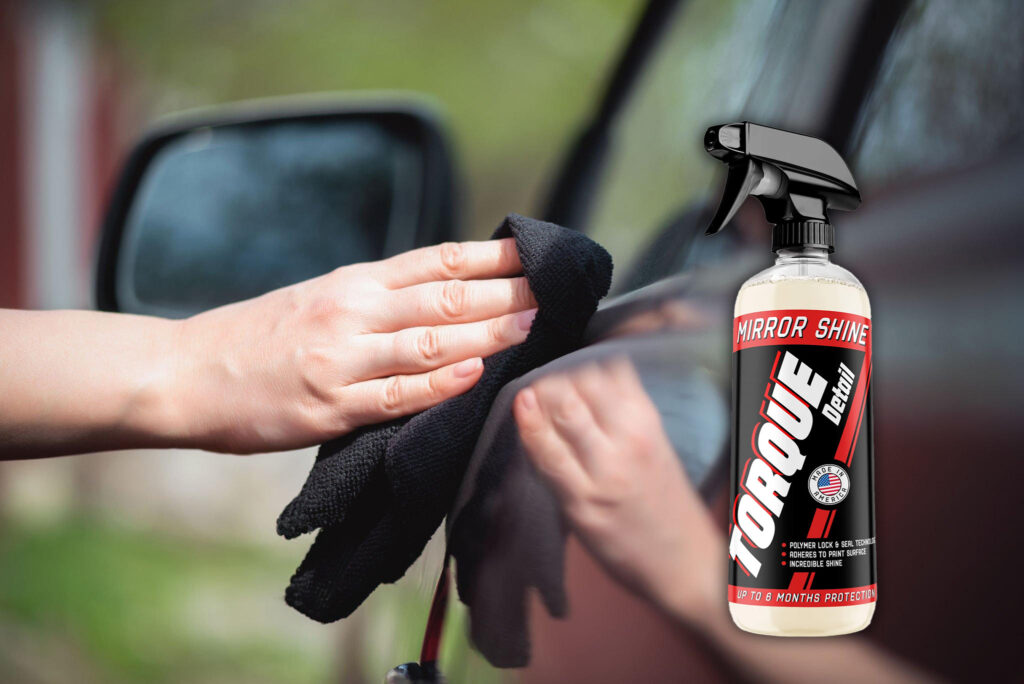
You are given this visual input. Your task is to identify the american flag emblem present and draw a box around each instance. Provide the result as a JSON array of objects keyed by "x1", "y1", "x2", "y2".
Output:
[{"x1": 817, "y1": 473, "x2": 843, "y2": 496}]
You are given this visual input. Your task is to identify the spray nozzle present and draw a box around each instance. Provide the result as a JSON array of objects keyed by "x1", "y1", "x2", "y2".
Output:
[{"x1": 703, "y1": 122, "x2": 860, "y2": 252}]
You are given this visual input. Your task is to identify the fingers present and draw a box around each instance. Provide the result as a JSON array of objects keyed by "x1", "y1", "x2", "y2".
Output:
[
  {"x1": 515, "y1": 371, "x2": 615, "y2": 503},
  {"x1": 605, "y1": 356, "x2": 650, "y2": 402},
  {"x1": 599, "y1": 357, "x2": 661, "y2": 431},
  {"x1": 514, "y1": 388, "x2": 589, "y2": 500},
  {"x1": 572, "y1": 362, "x2": 629, "y2": 433},
  {"x1": 515, "y1": 359, "x2": 661, "y2": 489},
  {"x1": 373, "y1": 276, "x2": 536, "y2": 331},
  {"x1": 531, "y1": 374, "x2": 611, "y2": 472},
  {"x1": 358, "y1": 309, "x2": 536, "y2": 377},
  {"x1": 340, "y1": 357, "x2": 484, "y2": 428},
  {"x1": 372, "y1": 238, "x2": 523, "y2": 289}
]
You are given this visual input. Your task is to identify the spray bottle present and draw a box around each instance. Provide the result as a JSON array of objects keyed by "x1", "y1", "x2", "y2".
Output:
[{"x1": 704, "y1": 122, "x2": 876, "y2": 636}]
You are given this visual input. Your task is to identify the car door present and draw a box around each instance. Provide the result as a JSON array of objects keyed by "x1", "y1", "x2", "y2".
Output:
[
  {"x1": 453, "y1": 0, "x2": 896, "y2": 680},
  {"x1": 452, "y1": 0, "x2": 1024, "y2": 681}
]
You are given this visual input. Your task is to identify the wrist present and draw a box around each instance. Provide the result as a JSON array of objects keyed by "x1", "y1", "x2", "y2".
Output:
[
  {"x1": 119, "y1": 316, "x2": 192, "y2": 449},
  {"x1": 656, "y1": 531, "x2": 729, "y2": 633}
]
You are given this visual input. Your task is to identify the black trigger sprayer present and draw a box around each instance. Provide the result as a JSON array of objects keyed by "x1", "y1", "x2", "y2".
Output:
[
  {"x1": 703, "y1": 121, "x2": 860, "y2": 251},
  {"x1": 703, "y1": 122, "x2": 878, "y2": 637}
]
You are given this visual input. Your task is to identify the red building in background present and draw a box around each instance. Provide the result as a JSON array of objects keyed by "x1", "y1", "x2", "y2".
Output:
[{"x1": 0, "y1": 0, "x2": 128, "y2": 311}]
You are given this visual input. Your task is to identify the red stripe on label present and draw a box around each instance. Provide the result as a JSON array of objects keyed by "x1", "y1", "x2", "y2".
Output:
[
  {"x1": 788, "y1": 572, "x2": 809, "y2": 592},
  {"x1": 733, "y1": 309, "x2": 870, "y2": 352},
  {"x1": 823, "y1": 510, "x2": 837, "y2": 538},
  {"x1": 807, "y1": 508, "x2": 830, "y2": 539},
  {"x1": 729, "y1": 584, "x2": 877, "y2": 607},
  {"x1": 844, "y1": 359, "x2": 871, "y2": 467},
  {"x1": 834, "y1": 350, "x2": 871, "y2": 466}
]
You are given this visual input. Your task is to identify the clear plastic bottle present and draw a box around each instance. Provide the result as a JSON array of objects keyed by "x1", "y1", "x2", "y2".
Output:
[
  {"x1": 701, "y1": 121, "x2": 877, "y2": 636},
  {"x1": 736, "y1": 248, "x2": 870, "y2": 324},
  {"x1": 729, "y1": 247, "x2": 875, "y2": 637}
]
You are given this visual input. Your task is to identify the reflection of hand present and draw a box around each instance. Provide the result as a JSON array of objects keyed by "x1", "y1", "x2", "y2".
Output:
[
  {"x1": 174, "y1": 238, "x2": 536, "y2": 453},
  {"x1": 516, "y1": 361, "x2": 939, "y2": 684},
  {"x1": 513, "y1": 359, "x2": 723, "y2": 627},
  {"x1": 604, "y1": 300, "x2": 710, "y2": 338}
]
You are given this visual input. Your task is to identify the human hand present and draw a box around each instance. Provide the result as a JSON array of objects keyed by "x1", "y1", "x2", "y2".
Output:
[
  {"x1": 513, "y1": 359, "x2": 725, "y2": 626},
  {"x1": 165, "y1": 238, "x2": 536, "y2": 453}
]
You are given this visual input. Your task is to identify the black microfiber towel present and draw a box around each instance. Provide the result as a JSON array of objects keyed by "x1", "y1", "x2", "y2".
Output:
[
  {"x1": 278, "y1": 213, "x2": 612, "y2": 623},
  {"x1": 449, "y1": 425, "x2": 568, "y2": 667}
]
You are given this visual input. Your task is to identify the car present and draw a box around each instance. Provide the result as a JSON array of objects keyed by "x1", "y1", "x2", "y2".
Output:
[{"x1": 94, "y1": 0, "x2": 1024, "y2": 681}]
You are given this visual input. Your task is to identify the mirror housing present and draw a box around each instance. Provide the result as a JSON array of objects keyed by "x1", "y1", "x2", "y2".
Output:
[{"x1": 95, "y1": 96, "x2": 457, "y2": 317}]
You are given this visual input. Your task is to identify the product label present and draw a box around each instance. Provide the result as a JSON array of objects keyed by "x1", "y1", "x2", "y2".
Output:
[{"x1": 728, "y1": 309, "x2": 876, "y2": 607}]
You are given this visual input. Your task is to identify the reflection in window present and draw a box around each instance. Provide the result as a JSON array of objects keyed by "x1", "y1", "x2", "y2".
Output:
[
  {"x1": 121, "y1": 120, "x2": 418, "y2": 316},
  {"x1": 851, "y1": 0, "x2": 1024, "y2": 187},
  {"x1": 587, "y1": 0, "x2": 782, "y2": 282}
]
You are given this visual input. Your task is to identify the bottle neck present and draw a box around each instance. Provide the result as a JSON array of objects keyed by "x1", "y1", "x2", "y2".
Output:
[{"x1": 774, "y1": 246, "x2": 831, "y2": 264}]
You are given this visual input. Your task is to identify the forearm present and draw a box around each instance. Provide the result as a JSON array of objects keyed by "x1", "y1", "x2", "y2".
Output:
[
  {"x1": 0, "y1": 309, "x2": 182, "y2": 458},
  {"x1": 0, "y1": 239, "x2": 540, "y2": 458}
]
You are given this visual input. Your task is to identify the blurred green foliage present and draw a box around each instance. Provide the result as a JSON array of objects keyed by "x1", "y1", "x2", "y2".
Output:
[
  {"x1": 0, "y1": 516, "x2": 323, "y2": 683},
  {"x1": 585, "y1": 0, "x2": 776, "y2": 279},
  {"x1": 88, "y1": 0, "x2": 643, "y2": 236},
  {"x1": 87, "y1": 0, "x2": 768, "y2": 275},
  {"x1": 0, "y1": 516, "x2": 501, "y2": 683}
]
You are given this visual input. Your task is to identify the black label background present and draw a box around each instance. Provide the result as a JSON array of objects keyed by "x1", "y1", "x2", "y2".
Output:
[{"x1": 730, "y1": 343, "x2": 876, "y2": 590}]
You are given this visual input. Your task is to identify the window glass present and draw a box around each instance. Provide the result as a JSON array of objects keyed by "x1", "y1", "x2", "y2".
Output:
[
  {"x1": 850, "y1": 0, "x2": 1024, "y2": 187},
  {"x1": 120, "y1": 120, "x2": 418, "y2": 317},
  {"x1": 587, "y1": 0, "x2": 777, "y2": 277},
  {"x1": 586, "y1": 0, "x2": 833, "y2": 289}
]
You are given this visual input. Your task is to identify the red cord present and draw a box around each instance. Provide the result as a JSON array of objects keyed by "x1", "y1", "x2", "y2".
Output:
[{"x1": 419, "y1": 554, "x2": 451, "y2": 665}]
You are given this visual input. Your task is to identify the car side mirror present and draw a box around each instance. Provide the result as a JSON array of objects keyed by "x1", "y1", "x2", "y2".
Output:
[{"x1": 95, "y1": 97, "x2": 457, "y2": 317}]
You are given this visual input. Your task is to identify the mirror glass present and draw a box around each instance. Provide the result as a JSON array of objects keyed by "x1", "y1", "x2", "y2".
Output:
[{"x1": 117, "y1": 118, "x2": 425, "y2": 317}]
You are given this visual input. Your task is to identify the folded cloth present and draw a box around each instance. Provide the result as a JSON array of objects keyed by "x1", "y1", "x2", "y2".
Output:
[
  {"x1": 278, "y1": 213, "x2": 613, "y2": 623},
  {"x1": 447, "y1": 332, "x2": 730, "y2": 667}
]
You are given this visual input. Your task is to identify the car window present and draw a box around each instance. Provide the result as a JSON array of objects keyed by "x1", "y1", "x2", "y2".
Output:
[
  {"x1": 850, "y1": 0, "x2": 1024, "y2": 189},
  {"x1": 586, "y1": 0, "x2": 778, "y2": 282},
  {"x1": 585, "y1": 0, "x2": 864, "y2": 290}
]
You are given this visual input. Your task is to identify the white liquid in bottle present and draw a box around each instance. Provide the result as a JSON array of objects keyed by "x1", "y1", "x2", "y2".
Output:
[{"x1": 729, "y1": 248, "x2": 875, "y2": 637}]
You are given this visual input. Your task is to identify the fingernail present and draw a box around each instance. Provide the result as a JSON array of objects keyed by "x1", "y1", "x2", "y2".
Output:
[
  {"x1": 453, "y1": 357, "x2": 483, "y2": 378},
  {"x1": 519, "y1": 387, "x2": 538, "y2": 411},
  {"x1": 517, "y1": 308, "x2": 538, "y2": 331}
]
